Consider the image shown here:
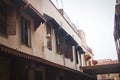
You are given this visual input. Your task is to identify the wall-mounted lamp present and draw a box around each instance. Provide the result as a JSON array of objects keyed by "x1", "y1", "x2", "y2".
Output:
[{"x1": 46, "y1": 33, "x2": 51, "y2": 39}]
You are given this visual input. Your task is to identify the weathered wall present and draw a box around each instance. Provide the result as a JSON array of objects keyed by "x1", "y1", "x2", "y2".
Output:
[{"x1": 42, "y1": 0, "x2": 82, "y2": 46}]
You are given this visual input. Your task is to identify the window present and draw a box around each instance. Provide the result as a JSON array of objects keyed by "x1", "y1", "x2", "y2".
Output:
[
  {"x1": 65, "y1": 39, "x2": 73, "y2": 61},
  {"x1": 0, "y1": 4, "x2": 6, "y2": 35},
  {"x1": 79, "y1": 53, "x2": 82, "y2": 66},
  {"x1": 75, "y1": 48, "x2": 79, "y2": 64},
  {"x1": 0, "y1": 2, "x2": 16, "y2": 36},
  {"x1": 21, "y1": 17, "x2": 31, "y2": 47},
  {"x1": 46, "y1": 22, "x2": 52, "y2": 50},
  {"x1": 56, "y1": 33, "x2": 61, "y2": 53},
  {"x1": 75, "y1": 47, "x2": 82, "y2": 65},
  {"x1": 56, "y1": 33, "x2": 65, "y2": 54}
]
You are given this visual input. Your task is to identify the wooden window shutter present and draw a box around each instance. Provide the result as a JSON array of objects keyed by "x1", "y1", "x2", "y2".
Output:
[
  {"x1": 60, "y1": 39, "x2": 66, "y2": 54},
  {"x1": 6, "y1": 6, "x2": 16, "y2": 35},
  {"x1": 84, "y1": 54, "x2": 91, "y2": 61},
  {"x1": 65, "y1": 41, "x2": 73, "y2": 61},
  {"x1": 56, "y1": 33, "x2": 60, "y2": 53}
]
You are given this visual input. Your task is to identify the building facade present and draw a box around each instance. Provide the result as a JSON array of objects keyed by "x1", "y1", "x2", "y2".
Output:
[
  {"x1": 78, "y1": 30, "x2": 97, "y2": 67},
  {"x1": 96, "y1": 59, "x2": 120, "y2": 80},
  {"x1": 0, "y1": 0, "x2": 96, "y2": 80},
  {"x1": 114, "y1": 0, "x2": 120, "y2": 62}
]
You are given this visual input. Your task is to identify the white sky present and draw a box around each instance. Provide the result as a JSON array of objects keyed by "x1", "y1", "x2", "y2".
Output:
[{"x1": 52, "y1": 0, "x2": 118, "y2": 60}]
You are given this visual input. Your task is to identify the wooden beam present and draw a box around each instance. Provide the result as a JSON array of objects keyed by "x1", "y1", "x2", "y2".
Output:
[{"x1": 82, "y1": 63, "x2": 120, "y2": 74}]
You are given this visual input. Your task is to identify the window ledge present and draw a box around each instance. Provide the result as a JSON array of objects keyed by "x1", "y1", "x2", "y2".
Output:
[{"x1": 0, "y1": 33, "x2": 8, "y2": 39}]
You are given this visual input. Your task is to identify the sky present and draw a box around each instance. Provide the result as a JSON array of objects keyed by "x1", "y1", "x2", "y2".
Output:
[{"x1": 52, "y1": 0, "x2": 118, "y2": 60}]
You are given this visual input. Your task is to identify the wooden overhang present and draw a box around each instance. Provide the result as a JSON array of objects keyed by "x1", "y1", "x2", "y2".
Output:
[
  {"x1": 11, "y1": 0, "x2": 27, "y2": 7},
  {"x1": 44, "y1": 14, "x2": 85, "y2": 53},
  {"x1": 84, "y1": 54, "x2": 91, "y2": 61},
  {"x1": 92, "y1": 60, "x2": 98, "y2": 65},
  {"x1": 82, "y1": 63, "x2": 120, "y2": 74},
  {"x1": 0, "y1": 44, "x2": 96, "y2": 79},
  {"x1": 76, "y1": 45, "x2": 86, "y2": 54},
  {"x1": 44, "y1": 14, "x2": 67, "y2": 36},
  {"x1": 24, "y1": 4, "x2": 46, "y2": 30},
  {"x1": 12, "y1": 0, "x2": 46, "y2": 30}
]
